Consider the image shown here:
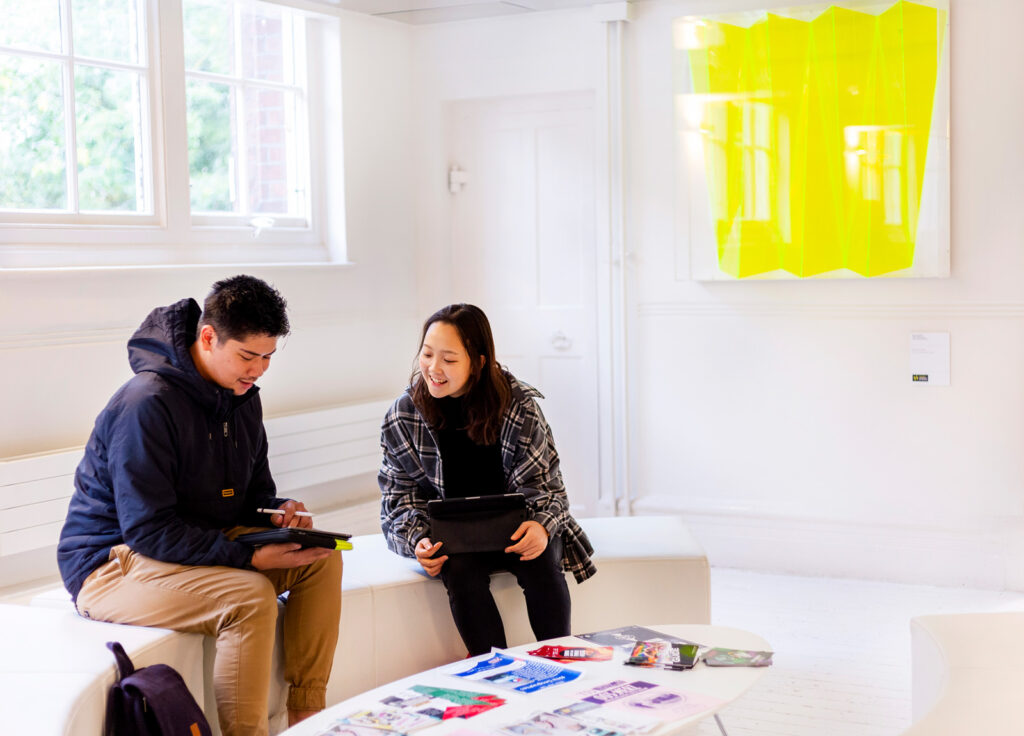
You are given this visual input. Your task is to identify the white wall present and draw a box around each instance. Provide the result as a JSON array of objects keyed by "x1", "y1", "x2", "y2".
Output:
[
  {"x1": 411, "y1": 8, "x2": 604, "y2": 315},
  {"x1": 410, "y1": 0, "x2": 1024, "y2": 590},
  {"x1": 6, "y1": 0, "x2": 1023, "y2": 594},
  {"x1": 0, "y1": 12, "x2": 421, "y2": 459},
  {"x1": 0, "y1": 12, "x2": 420, "y2": 588}
]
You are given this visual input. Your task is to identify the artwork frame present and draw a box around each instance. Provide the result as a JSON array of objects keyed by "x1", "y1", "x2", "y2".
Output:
[{"x1": 673, "y1": 0, "x2": 950, "y2": 281}]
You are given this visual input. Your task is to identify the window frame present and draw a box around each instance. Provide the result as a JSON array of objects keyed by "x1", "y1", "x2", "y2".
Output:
[
  {"x1": 0, "y1": 1, "x2": 155, "y2": 224},
  {"x1": 0, "y1": 0, "x2": 343, "y2": 269}
]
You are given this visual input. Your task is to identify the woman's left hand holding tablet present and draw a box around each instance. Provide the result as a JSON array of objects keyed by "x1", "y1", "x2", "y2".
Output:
[
  {"x1": 415, "y1": 537, "x2": 447, "y2": 576},
  {"x1": 505, "y1": 520, "x2": 549, "y2": 561}
]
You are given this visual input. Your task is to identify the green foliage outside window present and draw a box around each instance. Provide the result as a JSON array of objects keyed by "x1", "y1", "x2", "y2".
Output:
[
  {"x1": 76, "y1": 66, "x2": 144, "y2": 211},
  {"x1": 187, "y1": 80, "x2": 234, "y2": 213},
  {"x1": 0, "y1": 55, "x2": 67, "y2": 210}
]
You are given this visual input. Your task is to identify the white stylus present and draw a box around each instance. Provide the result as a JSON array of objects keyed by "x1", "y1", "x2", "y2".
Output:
[{"x1": 256, "y1": 507, "x2": 313, "y2": 518}]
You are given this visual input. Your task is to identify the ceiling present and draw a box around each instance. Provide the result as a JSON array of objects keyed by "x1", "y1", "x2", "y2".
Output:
[{"x1": 325, "y1": 0, "x2": 631, "y2": 25}]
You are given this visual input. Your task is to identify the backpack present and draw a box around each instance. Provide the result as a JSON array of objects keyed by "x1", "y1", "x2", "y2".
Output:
[{"x1": 105, "y1": 640, "x2": 213, "y2": 736}]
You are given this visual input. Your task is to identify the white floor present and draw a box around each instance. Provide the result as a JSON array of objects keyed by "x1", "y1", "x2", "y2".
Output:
[{"x1": 694, "y1": 568, "x2": 1024, "y2": 736}]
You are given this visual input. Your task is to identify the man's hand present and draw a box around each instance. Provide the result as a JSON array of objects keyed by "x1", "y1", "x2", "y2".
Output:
[
  {"x1": 251, "y1": 542, "x2": 332, "y2": 570},
  {"x1": 415, "y1": 537, "x2": 447, "y2": 577},
  {"x1": 270, "y1": 500, "x2": 314, "y2": 529},
  {"x1": 505, "y1": 520, "x2": 549, "y2": 561}
]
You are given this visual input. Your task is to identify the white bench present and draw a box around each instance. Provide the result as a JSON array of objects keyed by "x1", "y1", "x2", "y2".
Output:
[
  {"x1": 0, "y1": 605, "x2": 205, "y2": 735},
  {"x1": 6, "y1": 515, "x2": 709, "y2": 735},
  {"x1": 902, "y1": 612, "x2": 1024, "y2": 735}
]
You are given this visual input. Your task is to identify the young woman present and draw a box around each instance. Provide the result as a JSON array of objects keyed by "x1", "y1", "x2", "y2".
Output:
[{"x1": 378, "y1": 304, "x2": 596, "y2": 655}]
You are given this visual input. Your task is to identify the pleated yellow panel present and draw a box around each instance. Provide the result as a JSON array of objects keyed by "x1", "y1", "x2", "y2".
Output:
[{"x1": 686, "y1": 1, "x2": 947, "y2": 279}]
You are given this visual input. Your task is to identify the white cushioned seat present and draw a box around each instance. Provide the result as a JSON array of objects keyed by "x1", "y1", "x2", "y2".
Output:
[
  {"x1": 19, "y1": 514, "x2": 710, "y2": 735},
  {"x1": 903, "y1": 611, "x2": 1024, "y2": 735},
  {"x1": 0, "y1": 604, "x2": 204, "y2": 736},
  {"x1": 345, "y1": 515, "x2": 711, "y2": 684}
]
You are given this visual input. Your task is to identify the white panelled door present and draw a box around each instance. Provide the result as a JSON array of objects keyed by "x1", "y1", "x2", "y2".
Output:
[{"x1": 447, "y1": 91, "x2": 599, "y2": 512}]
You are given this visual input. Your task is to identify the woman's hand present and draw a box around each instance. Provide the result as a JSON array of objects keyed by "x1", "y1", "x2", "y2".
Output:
[
  {"x1": 271, "y1": 500, "x2": 314, "y2": 529},
  {"x1": 505, "y1": 520, "x2": 549, "y2": 561},
  {"x1": 415, "y1": 537, "x2": 448, "y2": 576}
]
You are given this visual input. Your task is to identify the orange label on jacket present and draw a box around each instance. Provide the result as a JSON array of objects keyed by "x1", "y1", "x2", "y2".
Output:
[
  {"x1": 221, "y1": 488, "x2": 234, "y2": 497},
  {"x1": 190, "y1": 724, "x2": 202, "y2": 736}
]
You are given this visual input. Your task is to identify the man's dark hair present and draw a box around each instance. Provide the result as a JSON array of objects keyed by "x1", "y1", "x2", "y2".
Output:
[{"x1": 199, "y1": 275, "x2": 290, "y2": 341}]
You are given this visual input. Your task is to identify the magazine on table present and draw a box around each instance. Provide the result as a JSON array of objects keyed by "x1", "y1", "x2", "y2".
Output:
[
  {"x1": 573, "y1": 680, "x2": 726, "y2": 725},
  {"x1": 701, "y1": 648, "x2": 774, "y2": 667},
  {"x1": 497, "y1": 708, "x2": 631, "y2": 736},
  {"x1": 378, "y1": 684, "x2": 506, "y2": 719},
  {"x1": 551, "y1": 701, "x2": 660, "y2": 734},
  {"x1": 624, "y1": 641, "x2": 701, "y2": 670},
  {"x1": 314, "y1": 723, "x2": 405, "y2": 736},
  {"x1": 495, "y1": 677, "x2": 726, "y2": 736},
  {"x1": 575, "y1": 625, "x2": 698, "y2": 652},
  {"x1": 334, "y1": 706, "x2": 435, "y2": 733},
  {"x1": 441, "y1": 651, "x2": 584, "y2": 694},
  {"x1": 319, "y1": 684, "x2": 506, "y2": 735},
  {"x1": 527, "y1": 644, "x2": 615, "y2": 663}
]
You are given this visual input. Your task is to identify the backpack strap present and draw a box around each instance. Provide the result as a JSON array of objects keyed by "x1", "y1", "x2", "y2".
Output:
[{"x1": 106, "y1": 641, "x2": 135, "y2": 681}]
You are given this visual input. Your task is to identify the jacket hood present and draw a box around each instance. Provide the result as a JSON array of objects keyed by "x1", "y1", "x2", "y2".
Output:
[{"x1": 127, "y1": 298, "x2": 249, "y2": 415}]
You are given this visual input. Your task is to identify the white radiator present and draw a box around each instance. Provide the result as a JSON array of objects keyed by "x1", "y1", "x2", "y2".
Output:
[{"x1": 0, "y1": 398, "x2": 391, "y2": 558}]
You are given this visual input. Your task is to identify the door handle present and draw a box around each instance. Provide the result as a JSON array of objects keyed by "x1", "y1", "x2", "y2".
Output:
[{"x1": 551, "y1": 331, "x2": 573, "y2": 351}]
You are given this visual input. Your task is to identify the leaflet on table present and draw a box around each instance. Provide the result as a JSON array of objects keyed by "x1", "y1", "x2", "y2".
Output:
[
  {"x1": 575, "y1": 625, "x2": 700, "y2": 652},
  {"x1": 497, "y1": 708, "x2": 631, "y2": 735},
  {"x1": 315, "y1": 723, "x2": 404, "y2": 736},
  {"x1": 573, "y1": 679, "x2": 726, "y2": 724},
  {"x1": 527, "y1": 644, "x2": 615, "y2": 663},
  {"x1": 551, "y1": 701, "x2": 658, "y2": 734},
  {"x1": 442, "y1": 651, "x2": 583, "y2": 693},
  {"x1": 316, "y1": 684, "x2": 506, "y2": 735},
  {"x1": 624, "y1": 640, "x2": 702, "y2": 671},
  {"x1": 493, "y1": 699, "x2": 665, "y2": 736},
  {"x1": 702, "y1": 647, "x2": 774, "y2": 667}
]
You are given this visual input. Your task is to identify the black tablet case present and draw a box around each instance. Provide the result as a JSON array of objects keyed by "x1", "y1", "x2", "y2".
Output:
[
  {"x1": 236, "y1": 527, "x2": 352, "y2": 550},
  {"x1": 426, "y1": 493, "x2": 527, "y2": 554}
]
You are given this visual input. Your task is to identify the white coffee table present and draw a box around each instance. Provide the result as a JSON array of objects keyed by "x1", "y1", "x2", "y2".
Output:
[{"x1": 283, "y1": 624, "x2": 770, "y2": 736}]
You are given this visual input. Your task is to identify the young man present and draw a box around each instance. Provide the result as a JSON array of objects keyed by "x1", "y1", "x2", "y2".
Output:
[{"x1": 58, "y1": 275, "x2": 341, "y2": 736}]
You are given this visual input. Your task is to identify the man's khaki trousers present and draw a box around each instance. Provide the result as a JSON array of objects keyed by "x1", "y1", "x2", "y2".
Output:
[{"x1": 75, "y1": 535, "x2": 342, "y2": 736}]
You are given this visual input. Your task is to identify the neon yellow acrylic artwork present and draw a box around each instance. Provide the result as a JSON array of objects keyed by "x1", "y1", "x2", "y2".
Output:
[{"x1": 681, "y1": 1, "x2": 948, "y2": 278}]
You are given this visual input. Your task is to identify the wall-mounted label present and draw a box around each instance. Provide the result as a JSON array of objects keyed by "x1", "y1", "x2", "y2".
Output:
[{"x1": 910, "y1": 333, "x2": 949, "y2": 386}]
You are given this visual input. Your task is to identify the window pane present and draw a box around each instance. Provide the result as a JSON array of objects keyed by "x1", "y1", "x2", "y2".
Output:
[
  {"x1": 240, "y1": 4, "x2": 295, "y2": 84},
  {"x1": 187, "y1": 79, "x2": 235, "y2": 212},
  {"x1": 183, "y1": 0, "x2": 232, "y2": 75},
  {"x1": 245, "y1": 87, "x2": 301, "y2": 214},
  {"x1": 0, "y1": 54, "x2": 67, "y2": 210},
  {"x1": 0, "y1": 0, "x2": 63, "y2": 54},
  {"x1": 75, "y1": 65, "x2": 145, "y2": 211},
  {"x1": 72, "y1": 0, "x2": 141, "y2": 65}
]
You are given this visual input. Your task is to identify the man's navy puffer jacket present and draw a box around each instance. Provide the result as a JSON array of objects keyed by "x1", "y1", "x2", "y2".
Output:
[{"x1": 58, "y1": 298, "x2": 283, "y2": 602}]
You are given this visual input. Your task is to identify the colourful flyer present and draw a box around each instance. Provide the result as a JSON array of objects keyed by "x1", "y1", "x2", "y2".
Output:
[{"x1": 443, "y1": 652, "x2": 583, "y2": 694}]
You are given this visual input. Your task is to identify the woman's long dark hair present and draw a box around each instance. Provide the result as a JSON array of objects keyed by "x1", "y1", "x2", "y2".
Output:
[{"x1": 410, "y1": 304, "x2": 511, "y2": 446}]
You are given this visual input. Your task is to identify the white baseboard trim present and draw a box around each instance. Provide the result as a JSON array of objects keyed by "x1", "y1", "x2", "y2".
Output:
[{"x1": 633, "y1": 497, "x2": 1014, "y2": 591}]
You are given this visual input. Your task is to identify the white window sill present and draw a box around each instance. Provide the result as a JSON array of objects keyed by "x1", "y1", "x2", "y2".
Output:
[{"x1": 0, "y1": 258, "x2": 355, "y2": 275}]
